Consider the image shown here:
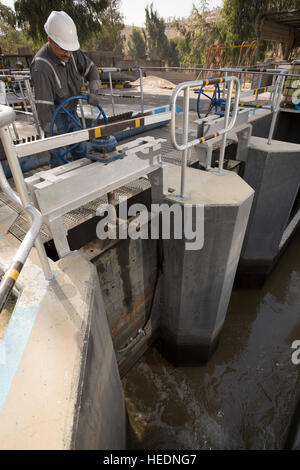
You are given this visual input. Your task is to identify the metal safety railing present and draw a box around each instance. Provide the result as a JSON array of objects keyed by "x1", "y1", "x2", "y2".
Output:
[
  {"x1": 142, "y1": 64, "x2": 300, "y2": 111},
  {"x1": 170, "y1": 76, "x2": 241, "y2": 197},
  {"x1": 95, "y1": 66, "x2": 144, "y2": 116},
  {"x1": 0, "y1": 74, "x2": 42, "y2": 139},
  {"x1": 0, "y1": 104, "x2": 52, "y2": 314},
  {"x1": 141, "y1": 64, "x2": 300, "y2": 79},
  {"x1": 267, "y1": 72, "x2": 286, "y2": 145}
]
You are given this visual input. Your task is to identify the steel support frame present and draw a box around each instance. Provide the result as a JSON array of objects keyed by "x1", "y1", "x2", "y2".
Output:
[
  {"x1": 14, "y1": 112, "x2": 171, "y2": 158},
  {"x1": 25, "y1": 136, "x2": 168, "y2": 258}
]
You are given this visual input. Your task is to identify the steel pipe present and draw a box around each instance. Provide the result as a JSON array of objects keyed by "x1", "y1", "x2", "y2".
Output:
[
  {"x1": 170, "y1": 76, "x2": 241, "y2": 152},
  {"x1": 0, "y1": 105, "x2": 52, "y2": 281}
]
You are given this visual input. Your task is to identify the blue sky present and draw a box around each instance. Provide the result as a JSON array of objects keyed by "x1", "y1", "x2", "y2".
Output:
[{"x1": 1, "y1": 1, "x2": 223, "y2": 27}]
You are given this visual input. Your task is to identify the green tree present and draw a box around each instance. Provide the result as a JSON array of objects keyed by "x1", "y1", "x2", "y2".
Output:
[
  {"x1": 127, "y1": 27, "x2": 146, "y2": 59},
  {"x1": 144, "y1": 3, "x2": 170, "y2": 60},
  {"x1": 0, "y1": 4, "x2": 15, "y2": 26},
  {"x1": 83, "y1": 0, "x2": 125, "y2": 54},
  {"x1": 0, "y1": 4, "x2": 34, "y2": 54},
  {"x1": 199, "y1": 0, "x2": 209, "y2": 13},
  {"x1": 167, "y1": 38, "x2": 180, "y2": 66},
  {"x1": 14, "y1": 0, "x2": 109, "y2": 47},
  {"x1": 223, "y1": 0, "x2": 300, "y2": 44},
  {"x1": 222, "y1": 0, "x2": 300, "y2": 63},
  {"x1": 174, "y1": 5, "x2": 223, "y2": 67}
]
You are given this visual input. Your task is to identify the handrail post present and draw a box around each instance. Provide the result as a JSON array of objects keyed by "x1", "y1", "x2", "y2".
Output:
[
  {"x1": 267, "y1": 73, "x2": 285, "y2": 145},
  {"x1": 24, "y1": 78, "x2": 43, "y2": 138},
  {"x1": 0, "y1": 205, "x2": 44, "y2": 313},
  {"x1": 139, "y1": 67, "x2": 144, "y2": 114},
  {"x1": 108, "y1": 71, "x2": 115, "y2": 116},
  {"x1": 180, "y1": 86, "x2": 190, "y2": 197},
  {"x1": 222, "y1": 71, "x2": 228, "y2": 99},
  {"x1": 0, "y1": 124, "x2": 52, "y2": 280},
  {"x1": 170, "y1": 76, "x2": 240, "y2": 185},
  {"x1": 218, "y1": 79, "x2": 233, "y2": 173}
]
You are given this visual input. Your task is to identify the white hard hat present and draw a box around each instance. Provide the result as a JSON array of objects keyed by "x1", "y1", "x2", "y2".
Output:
[{"x1": 44, "y1": 11, "x2": 80, "y2": 51}]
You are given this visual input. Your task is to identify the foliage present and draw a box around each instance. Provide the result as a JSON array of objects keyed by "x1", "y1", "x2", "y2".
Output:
[
  {"x1": 167, "y1": 39, "x2": 180, "y2": 66},
  {"x1": 172, "y1": 0, "x2": 300, "y2": 67},
  {"x1": 144, "y1": 3, "x2": 170, "y2": 60},
  {"x1": 0, "y1": 3, "x2": 15, "y2": 25},
  {"x1": 82, "y1": 0, "x2": 125, "y2": 54},
  {"x1": 0, "y1": 4, "x2": 34, "y2": 53},
  {"x1": 199, "y1": 0, "x2": 209, "y2": 13},
  {"x1": 222, "y1": 0, "x2": 300, "y2": 44},
  {"x1": 173, "y1": 5, "x2": 223, "y2": 67},
  {"x1": 127, "y1": 27, "x2": 146, "y2": 59},
  {"x1": 222, "y1": 0, "x2": 300, "y2": 63},
  {"x1": 14, "y1": 0, "x2": 109, "y2": 47}
]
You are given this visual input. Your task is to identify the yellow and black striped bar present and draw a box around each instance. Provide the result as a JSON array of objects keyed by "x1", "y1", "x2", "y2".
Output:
[
  {"x1": 239, "y1": 103, "x2": 263, "y2": 109},
  {"x1": 202, "y1": 77, "x2": 225, "y2": 86},
  {"x1": 100, "y1": 83, "x2": 132, "y2": 89},
  {"x1": 0, "y1": 76, "x2": 17, "y2": 83},
  {"x1": 98, "y1": 67, "x2": 137, "y2": 73},
  {"x1": 113, "y1": 95, "x2": 136, "y2": 99},
  {"x1": 0, "y1": 260, "x2": 23, "y2": 314},
  {"x1": 242, "y1": 67, "x2": 268, "y2": 73},
  {"x1": 253, "y1": 87, "x2": 269, "y2": 95},
  {"x1": 88, "y1": 116, "x2": 145, "y2": 140},
  {"x1": 198, "y1": 132, "x2": 220, "y2": 144},
  {"x1": 97, "y1": 93, "x2": 137, "y2": 99}
]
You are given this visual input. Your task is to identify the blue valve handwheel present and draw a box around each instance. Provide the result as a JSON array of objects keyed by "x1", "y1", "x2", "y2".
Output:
[
  {"x1": 50, "y1": 95, "x2": 108, "y2": 164},
  {"x1": 91, "y1": 135, "x2": 117, "y2": 154}
]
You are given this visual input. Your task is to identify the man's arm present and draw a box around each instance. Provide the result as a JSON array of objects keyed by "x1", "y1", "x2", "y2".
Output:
[
  {"x1": 31, "y1": 68, "x2": 56, "y2": 134},
  {"x1": 74, "y1": 50, "x2": 101, "y2": 94}
]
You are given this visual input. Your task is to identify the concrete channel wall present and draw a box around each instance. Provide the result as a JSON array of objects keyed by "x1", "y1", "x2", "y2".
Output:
[
  {"x1": 80, "y1": 235, "x2": 161, "y2": 378},
  {"x1": 238, "y1": 136, "x2": 300, "y2": 285},
  {"x1": 0, "y1": 208, "x2": 127, "y2": 449},
  {"x1": 236, "y1": 111, "x2": 300, "y2": 286}
]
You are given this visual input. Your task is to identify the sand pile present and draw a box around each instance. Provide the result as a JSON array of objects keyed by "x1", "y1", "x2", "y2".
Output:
[{"x1": 131, "y1": 75, "x2": 176, "y2": 89}]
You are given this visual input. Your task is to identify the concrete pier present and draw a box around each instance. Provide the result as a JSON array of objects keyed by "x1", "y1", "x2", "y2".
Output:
[
  {"x1": 158, "y1": 165, "x2": 254, "y2": 365},
  {"x1": 237, "y1": 136, "x2": 300, "y2": 287}
]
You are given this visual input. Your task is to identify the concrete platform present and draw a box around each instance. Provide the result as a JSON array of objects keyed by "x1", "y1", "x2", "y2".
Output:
[
  {"x1": 237, "y1": 136, "x2": 300, "y2": 286},
  {"x1": 0, "y1": 218, "x2": 127, "y2": 449}
]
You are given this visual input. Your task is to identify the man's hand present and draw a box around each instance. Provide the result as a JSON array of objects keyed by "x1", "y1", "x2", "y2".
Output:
[
  {"x1": 88, "y1": 93, "x2": 103, "y2": 107},
  {"x1": 89, "y1": 79, "x2": 101, "y2": 95},
  {"x1": 44, "y1": 130, "x2": 58, "y2": 137}
]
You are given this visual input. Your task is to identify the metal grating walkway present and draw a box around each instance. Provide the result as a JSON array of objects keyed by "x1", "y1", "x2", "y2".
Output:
[
  {"x1": 1, "y1": 114, "x2": 233, "y2": 244},
  {"x1": 0, "y1": 122, "x2": 185, "y2": 243}
]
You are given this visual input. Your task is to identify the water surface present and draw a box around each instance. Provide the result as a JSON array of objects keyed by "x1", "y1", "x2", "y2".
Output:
[{"x1": 123, "y1": 230, "x2": 300, "y2": 450}]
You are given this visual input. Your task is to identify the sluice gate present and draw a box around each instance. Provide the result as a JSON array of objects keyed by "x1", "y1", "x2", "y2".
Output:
[{"x1": 0, "y1": 66, "x2": 299, "y2": 449}]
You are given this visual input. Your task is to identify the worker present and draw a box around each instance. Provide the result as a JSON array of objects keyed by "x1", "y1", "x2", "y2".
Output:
[
  {"x1": 30, "y1": 10, "x2": 102, "y2": 168},
  {"x1": 15, "y1": 61, "x2": 24, "y2": 71}
]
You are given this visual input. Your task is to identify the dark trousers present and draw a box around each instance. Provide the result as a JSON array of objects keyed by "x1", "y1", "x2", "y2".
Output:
[{"x1": 49, "y1": 108, "x2": 87, "y2": 169}]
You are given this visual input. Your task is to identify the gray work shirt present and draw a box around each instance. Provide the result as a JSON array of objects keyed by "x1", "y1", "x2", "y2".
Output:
[{"x1": 30, "y1": 43, "x2": 101, "y2": 133}]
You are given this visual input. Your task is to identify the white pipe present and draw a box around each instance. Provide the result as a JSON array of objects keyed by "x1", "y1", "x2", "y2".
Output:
[
  {"x1": 218, "y1": 80, "x2": 233, "y2": 173},
  {"x1": 170, "y1": 76, "x2": 241, "y2": 152},
  {"x1": 0, "y1": 110, "x2": 52, "y2": 280},
  {"x1": 180, "y1": 87, "x2": 190, "y2": 197}
]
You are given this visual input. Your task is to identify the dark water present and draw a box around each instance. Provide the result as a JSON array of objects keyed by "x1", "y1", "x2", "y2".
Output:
[{"x1": 122, "y1": 229, "x2": 300, "y2": 450}]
